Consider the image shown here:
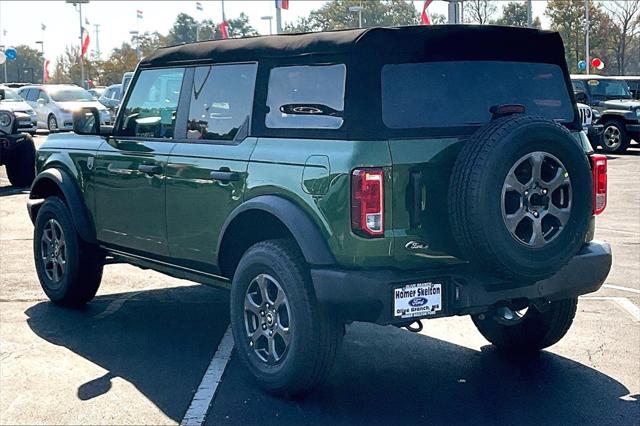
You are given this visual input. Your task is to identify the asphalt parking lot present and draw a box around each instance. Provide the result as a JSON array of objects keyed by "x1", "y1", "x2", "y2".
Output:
[{"x1": 1, "y1": 134, "x2": 638, "y2": 425}]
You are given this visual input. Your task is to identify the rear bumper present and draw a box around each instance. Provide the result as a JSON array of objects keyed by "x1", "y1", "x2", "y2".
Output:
[{"x1": 311, "y1": 242, "x2": 611, "y2": 325}]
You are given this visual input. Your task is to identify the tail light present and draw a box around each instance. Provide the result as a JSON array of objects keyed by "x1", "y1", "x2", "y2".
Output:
[
  {"x1": 351, "y1": 168, "x2": 384, "y2": 237},
  {"x1": 591, "y1": 154, "x2": 607, "y2": 215}
]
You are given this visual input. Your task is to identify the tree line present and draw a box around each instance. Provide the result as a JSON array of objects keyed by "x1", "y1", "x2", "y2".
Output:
[{"x1": 2, "y1": 0, "x2": 638, "y2": 87}]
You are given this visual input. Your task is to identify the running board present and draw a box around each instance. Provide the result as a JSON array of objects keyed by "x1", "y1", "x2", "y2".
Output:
[{"x1": 103, "y1": 247, "x2": 231, "y2": 290}]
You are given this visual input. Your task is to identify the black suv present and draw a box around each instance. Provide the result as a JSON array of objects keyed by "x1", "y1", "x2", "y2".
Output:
[{"x1": 571, "y1": 75, "x2": 640, "y2": 153}]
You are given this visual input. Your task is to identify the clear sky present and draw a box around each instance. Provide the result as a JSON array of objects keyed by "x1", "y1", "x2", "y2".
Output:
[{"x1": 0, "y1": 0, "x2": 549, "y2": 65}]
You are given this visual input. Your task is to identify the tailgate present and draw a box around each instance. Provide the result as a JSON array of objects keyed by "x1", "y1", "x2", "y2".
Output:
[{"x1": 389, "y1": 137, "x2": 468, "y2": 268}]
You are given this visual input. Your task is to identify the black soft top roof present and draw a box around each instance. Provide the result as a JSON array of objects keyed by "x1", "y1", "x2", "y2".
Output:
[{"x1": 140, "y1": 25, "x2": 567, "y2": 68}]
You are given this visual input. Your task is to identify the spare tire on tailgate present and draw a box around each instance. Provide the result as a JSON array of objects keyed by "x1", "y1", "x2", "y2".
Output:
[{"x1": 448, "y1": 115, "x2": 592, "y2": 282}]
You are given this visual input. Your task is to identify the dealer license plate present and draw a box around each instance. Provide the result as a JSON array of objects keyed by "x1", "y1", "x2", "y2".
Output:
[{"x1": 393, "y1": 282, "x2": 442, "y2": 319}]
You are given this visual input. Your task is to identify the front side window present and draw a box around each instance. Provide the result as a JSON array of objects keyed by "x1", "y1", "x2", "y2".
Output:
[
  {"x1": 382, "y1": 61, "x2": 574, "y2": 129},
  {"x1": 266, "y1": 64, "x2": 346, "y2": 129},
  {"x1": 186, "y1": 63, "x2": 257, "y2": 141},
  {"x1": 118, "y1": 68, "x2": 185, "y2": 139}
]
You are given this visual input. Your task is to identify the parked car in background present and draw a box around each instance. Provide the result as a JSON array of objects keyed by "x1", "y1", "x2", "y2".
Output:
[
  {"x1": 98, "y1": 83, "x2": 122, "y2": 121},
  {"x1": 0, "y1": 105, "x2": 36, "y2": 187},
  {"x1": 18, "y1": 84, "x2": 112, "y2": 132},
  {"x1": 571, "y1": 74, "x2": 640, "y2": 153},
  {"x1": 88, "y1": 86, "x2": 106, "y2": 98},
  {"x1": 0, "y1": 85, "x2": 37, "y2": 134}
]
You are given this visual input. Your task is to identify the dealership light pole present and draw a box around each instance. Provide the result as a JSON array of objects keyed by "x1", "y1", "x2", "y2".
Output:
[
  {"x1": 585, "y1": 0, "x2": 590, "y2": 74},
  {"x1": 349, "y1": 5, "x2": 363, "y2": 28},
  {"x1": 261, "y1": 16, "x2": 274, "y2": 35},
  {"x1": 35, "y1": 41, "x2": 44, "y2": 83},
  {"x1": 66, "y1": 0, "x2": 89, "y2": 88}
]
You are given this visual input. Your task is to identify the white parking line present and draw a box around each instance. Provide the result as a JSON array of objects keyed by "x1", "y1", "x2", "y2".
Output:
[
  {"x1": 580, "y1": 296, "x2": 640, "y2": 322},
  {"x1": 603, "y1": 284, "x2": 640, "y2": 294},
  {"x1": 181, "y1": 325, "x2": 235, "y2": 426}
]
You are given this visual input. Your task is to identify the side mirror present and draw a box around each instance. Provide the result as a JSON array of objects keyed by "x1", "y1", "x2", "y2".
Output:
[
  {"x1": 0, "y1": 88, "x2": 5, "y2": 101},
  {"x1": 37, "y1": 98, "x2": 47, "y2": 105},
  {"x1": 73, "y1": 107, "x2": 101, "y2": 135},
  {"x1": 574, "y1": 91, "x2": 588, "y2": 103}
]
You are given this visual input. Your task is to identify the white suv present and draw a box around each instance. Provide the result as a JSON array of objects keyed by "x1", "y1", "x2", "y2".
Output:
[{"x1": 18, "y1": 84, "x2": 111, "y2": 132}]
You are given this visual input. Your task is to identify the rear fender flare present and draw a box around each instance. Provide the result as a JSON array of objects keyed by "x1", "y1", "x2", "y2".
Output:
[{"x1": 217, "y1": 195, "x2": 336, "y2": 267}]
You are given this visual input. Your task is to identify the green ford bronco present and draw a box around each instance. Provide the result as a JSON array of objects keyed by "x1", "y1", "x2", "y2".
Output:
[{"x1": 28, "y1": 25, "x2": 612, "y2": 396}]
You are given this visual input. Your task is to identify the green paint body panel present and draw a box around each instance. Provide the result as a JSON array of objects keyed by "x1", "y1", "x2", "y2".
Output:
[
  {"x1": 33, "y1": 129, "x2": 588, "y2": 274},
  {"x1": 165, "y1": 138, "x2": 257, "y2": 265}
]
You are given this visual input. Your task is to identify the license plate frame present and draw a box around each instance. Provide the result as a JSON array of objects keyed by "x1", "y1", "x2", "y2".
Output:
[{"x1": 393, "y1": 281, "x2": 444, "y2": 319}]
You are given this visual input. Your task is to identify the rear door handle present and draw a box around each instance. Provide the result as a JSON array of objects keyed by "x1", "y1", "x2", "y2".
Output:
[
  {"x1": 138, "y1": 164, "x2": 162, "y2": 175},
  {"x1": 210, "y1": 170, "x2": 240, "y2": 182}
]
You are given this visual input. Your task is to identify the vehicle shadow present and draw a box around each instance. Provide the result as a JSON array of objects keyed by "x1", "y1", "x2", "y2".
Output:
[
  {"x1": 0, "y1": 183, "x2": 29, "y2": 196},
  {"x1": 208, "y1": 322, "x2": 639, "y2": 426},
  {"x1": 25, "y1": 285, "x2": 230, "y2": 422},
  {"x1": 26, "y1": 287, "x2": 638, "y2": 425}
]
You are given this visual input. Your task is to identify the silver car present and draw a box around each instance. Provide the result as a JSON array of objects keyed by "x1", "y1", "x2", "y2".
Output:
[
  {"x1": 18, "y1": 84, "x2": 111, "y2": 132},
  {"x1": 0, "y1": 85, "x2": 37, "y2": 134}
]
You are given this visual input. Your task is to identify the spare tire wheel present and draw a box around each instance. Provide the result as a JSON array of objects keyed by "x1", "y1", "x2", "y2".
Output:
[{"x1": 448, "y1": 115, "x2": 592, "y2": 282}]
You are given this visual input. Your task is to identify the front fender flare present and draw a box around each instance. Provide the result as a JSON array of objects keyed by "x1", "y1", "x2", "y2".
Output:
[
  {"x1": 28, "y1": 168, "x2": 97, "y2": 244},
  {"x1": 217, "y1": 195, "x2": 336, "y2": 267}
]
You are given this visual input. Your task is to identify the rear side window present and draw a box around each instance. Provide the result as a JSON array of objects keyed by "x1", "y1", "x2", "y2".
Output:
[
  {"x1": 382, "y1": 61, "x2": 574, "y2": 129},
  {"x1": 118, "y1": 68, "x2": 185, "y2": 139},
  {"x1": 266, "y1": 64, "x2": 345, "y2": 129},
  {"x1": 186, "y1": 63, "x2": 257, "y2": 141}
]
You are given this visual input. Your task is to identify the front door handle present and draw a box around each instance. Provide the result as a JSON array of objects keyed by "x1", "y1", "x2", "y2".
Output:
[
  {"x1": 210, "y1": 170, "x2": 240, "y2": 182},
  {"x1": 138, "y1": 164, "x2": 162, "y2": 175}
]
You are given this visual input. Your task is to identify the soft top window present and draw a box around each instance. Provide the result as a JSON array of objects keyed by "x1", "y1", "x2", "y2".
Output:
[
  {"x1": 266, "y1": 64, "x2": 346, "y2": 130},
  {"x1": 382, "y1": 61, "x2": 574, "y2": 129}
]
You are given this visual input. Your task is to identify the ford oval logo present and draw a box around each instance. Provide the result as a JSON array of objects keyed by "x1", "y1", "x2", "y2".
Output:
[{"x1": 409, "y1": 297, "x2": 428, "y2": 307}]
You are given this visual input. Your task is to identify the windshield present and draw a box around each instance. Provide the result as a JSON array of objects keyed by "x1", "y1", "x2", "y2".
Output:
[
  {"x1": 48, "y1": 88, "x2": 95, "y2": 102},
  {"x1": 586, "y1": 79, "x2": 632, "y2": 100},
  {"x1": 0, "y1": 87, "x2": 24, "y2": 102}
]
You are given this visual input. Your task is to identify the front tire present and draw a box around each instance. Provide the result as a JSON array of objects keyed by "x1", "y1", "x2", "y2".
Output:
[
  {"x1": 472, "y1": 298, "x2": 578, "y2": 352},
  {"x1": 34, "y1": 197, "x2": 104, "y2": 307},
  {"x1": 601, "y1": 120, "x2": 630, "y2": 153},
  {"x1": 230, "y1": 239, "x2": 342, "y2": 396}
]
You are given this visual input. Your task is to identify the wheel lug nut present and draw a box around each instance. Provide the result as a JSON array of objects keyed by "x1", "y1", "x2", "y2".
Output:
[
  {"x1": 262, "y1": 324, "x2": 267, "y2": 330},
  {"x1": 260, "y1": 311, "x2": 265, "y2": 316},
  {"x1": 269, "y1": 331, "x2": 273, "y2": 336},
  {"x1": 542, "y1": 189, "x2": 547, "y2": 195},
  {"x1": 533, "y1": 211, "x2": 539, "y2": 218}
]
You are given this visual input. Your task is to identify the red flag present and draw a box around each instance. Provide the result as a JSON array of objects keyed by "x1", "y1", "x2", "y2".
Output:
[
  {"x1": 43, "y1": 59, "x2": 50, "y2": 83},
  {"x1": 218, "y1": 21, "x2": 229, "y2": 39},
  {"x1": 81, "y1": 27, "x2": 90, "y2": 57},
  {"x1": 421, "y1": 0, "x2": 432, "y2": 25}
]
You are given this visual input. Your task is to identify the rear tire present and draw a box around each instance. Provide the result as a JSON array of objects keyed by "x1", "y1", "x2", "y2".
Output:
[
  {"x1": 230, "y1": 239, "x2": 342, "y2": 396},
  {"x1": 601, "y1": 120, "x2": 630, "y2": 153},
  {"x1": 472, "y1": 298, "x2": 578, "y2": 352},
  {"x1": 4, "y1": 134, "x2": 35, "y2": 187},
  {"x1": 34, "y1": 197, "x2": 104, "y2": 307}
]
